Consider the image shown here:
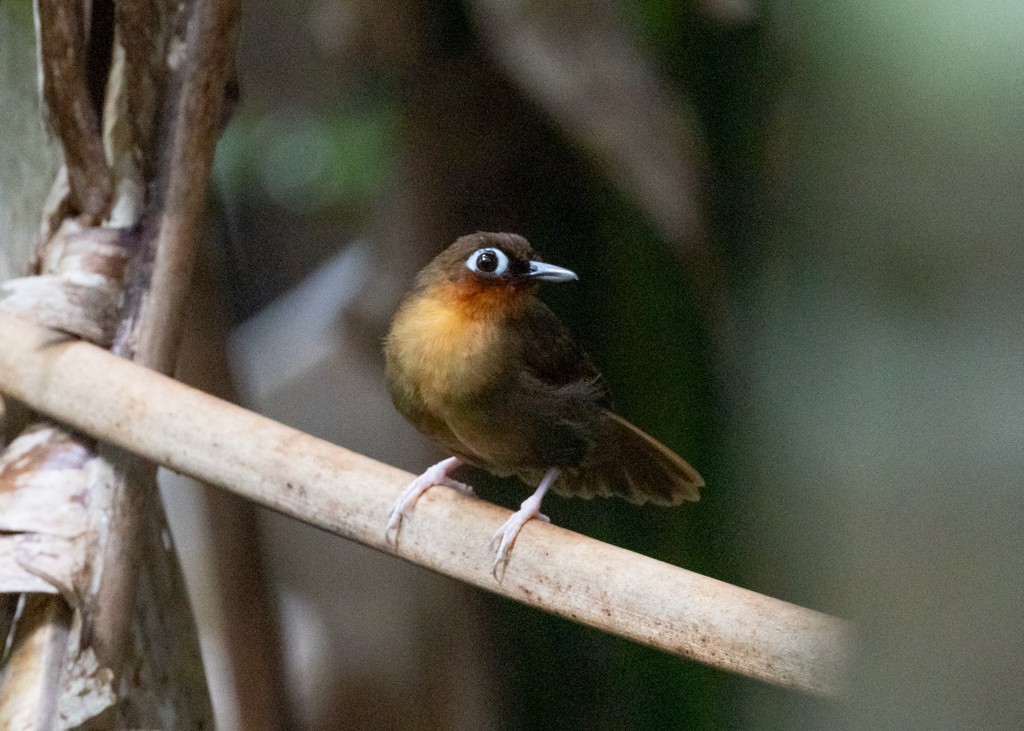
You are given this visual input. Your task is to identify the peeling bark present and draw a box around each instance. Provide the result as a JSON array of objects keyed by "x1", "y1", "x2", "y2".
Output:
[
  {"x1": 1, "y1": 223, "x2": 129, "y2": 346},
  {"x1": 1, "y1": 0, "x2": 239, "y2": 725}
]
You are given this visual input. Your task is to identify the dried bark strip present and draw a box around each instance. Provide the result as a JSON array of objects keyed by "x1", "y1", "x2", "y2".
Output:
[
  {"x1": 1, "y1": 223, "x2": 130, "y2": 346},
  {"x1": 0, "y1": 425, "x2": 95, "y2": 597},
  {"x1": 35, "y1": 0, "x2": 113, "y2": 221},
  {"x1": 114, "y1": 0, "x2": 240, "y2": 369},
  {"x1": 111, "y1": 0, "x2": 171, "y2": 183},
  {"x1": 0, "y1": 311, "x2": 850, "y2": 696}
]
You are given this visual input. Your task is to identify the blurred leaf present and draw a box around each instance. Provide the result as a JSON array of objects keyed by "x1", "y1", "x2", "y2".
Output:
[{"x1": 214, "y1": 105, "x2": 398, "y2": 214}]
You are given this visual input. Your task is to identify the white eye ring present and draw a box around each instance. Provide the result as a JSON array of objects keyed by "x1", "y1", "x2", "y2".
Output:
[{"x1": 465, "y1": 247, "x2": 509, "y2": 277}]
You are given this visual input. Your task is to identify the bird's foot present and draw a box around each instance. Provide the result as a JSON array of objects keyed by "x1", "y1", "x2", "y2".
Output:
[
  {"x1": 385, "y1": 457, "x2": 471, "y2": 546},
  {"x1": 490, "y1": 468, "x2": 560, "y2": 579},
  {"x1": 490, "y1": 507, "x2": 550, "y2": 578}
]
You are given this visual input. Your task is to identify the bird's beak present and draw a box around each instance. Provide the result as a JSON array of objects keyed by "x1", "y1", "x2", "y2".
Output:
[{"x1": 527, "y1": 261, "x2": 578, "y2": 282}]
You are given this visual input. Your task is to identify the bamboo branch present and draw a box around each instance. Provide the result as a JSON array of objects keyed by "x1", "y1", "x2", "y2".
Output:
[
  {"x1": 0, "y1": 596, "x2": 71, "y2": 730},
  {"x1": 0, "y1": 311, "x2": 850, "y2": 696}
]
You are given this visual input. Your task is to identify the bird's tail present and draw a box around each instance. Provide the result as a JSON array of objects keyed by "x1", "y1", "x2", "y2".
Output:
[{"x1": 556, "y1": 412, "x2": 703, "y2": 505}]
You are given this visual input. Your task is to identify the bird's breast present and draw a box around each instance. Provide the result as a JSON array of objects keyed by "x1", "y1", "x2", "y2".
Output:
[{"x1": 386, "y1": 292, "x2": 510, "y2": 409}]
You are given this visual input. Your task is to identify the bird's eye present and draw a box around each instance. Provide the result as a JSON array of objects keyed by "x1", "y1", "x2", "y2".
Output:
[{"x1": 466, "y1": 247, "x2": 509, "y2": 277}]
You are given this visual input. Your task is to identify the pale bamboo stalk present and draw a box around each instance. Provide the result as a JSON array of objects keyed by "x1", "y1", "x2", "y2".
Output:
[
  {"x1": 0, "y1": 596, "x2": 71, "y2": 730},
  {"x1": 0, "y1": 311, "x2": 850, "y2": 696}
]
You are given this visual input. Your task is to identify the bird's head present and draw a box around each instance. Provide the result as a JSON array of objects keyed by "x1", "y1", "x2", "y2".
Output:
[{"x1": 413, "y1": 232, "x2": 577, "y2": 316}]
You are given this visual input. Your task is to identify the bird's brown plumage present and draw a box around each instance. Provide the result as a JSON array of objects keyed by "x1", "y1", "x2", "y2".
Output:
[{"x1": 384, "y1": 232, "x2": 703, "y2": 506}]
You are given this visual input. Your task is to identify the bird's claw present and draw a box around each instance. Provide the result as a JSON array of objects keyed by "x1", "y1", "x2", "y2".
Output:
[
  {"x1": 384, "y1": 501, "x2": 412, "y2": 546},
  {"x1": 490, "y1": 510, "x2": 549, "y2": 579},
  {"x1": 385, "y1": 457, "x2": 472, "y2": 547},
  {"x1": 444, "y1": 478, "x2": 475, "y2": 497}
]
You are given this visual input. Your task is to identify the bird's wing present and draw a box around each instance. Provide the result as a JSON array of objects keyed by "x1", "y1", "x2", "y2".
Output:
[
  {"x1": 438, "y1": 370, "x2": 601, "y2": 477},
  {"x1": 513, "y1": 301, "x2": 611, "y2": 407},
  {"x1": 506, "y1": 301, "x2": 701, "y2": 504}
]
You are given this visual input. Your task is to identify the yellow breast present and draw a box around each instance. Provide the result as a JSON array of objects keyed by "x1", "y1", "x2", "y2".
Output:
[{"x1": 386, "y1": 285, "x2": 513, "y2": 407}]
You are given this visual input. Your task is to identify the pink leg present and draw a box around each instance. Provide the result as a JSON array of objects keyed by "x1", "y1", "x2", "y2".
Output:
[
  {"x1": 490, "y1": 467, "x2": 559, "y2": 578},
  {"x1": 385, "y1": 456, "x2": 474, "y2": 545}
]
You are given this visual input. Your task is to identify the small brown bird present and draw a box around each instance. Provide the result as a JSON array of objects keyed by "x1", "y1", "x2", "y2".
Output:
[{"x1": 384, "y1": 232, "x2": 702, "y2": 575}]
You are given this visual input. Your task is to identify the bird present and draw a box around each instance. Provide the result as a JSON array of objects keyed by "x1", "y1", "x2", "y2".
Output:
[{"x1": 383, "y1": 232, "x2": 703, "y2": 576}]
